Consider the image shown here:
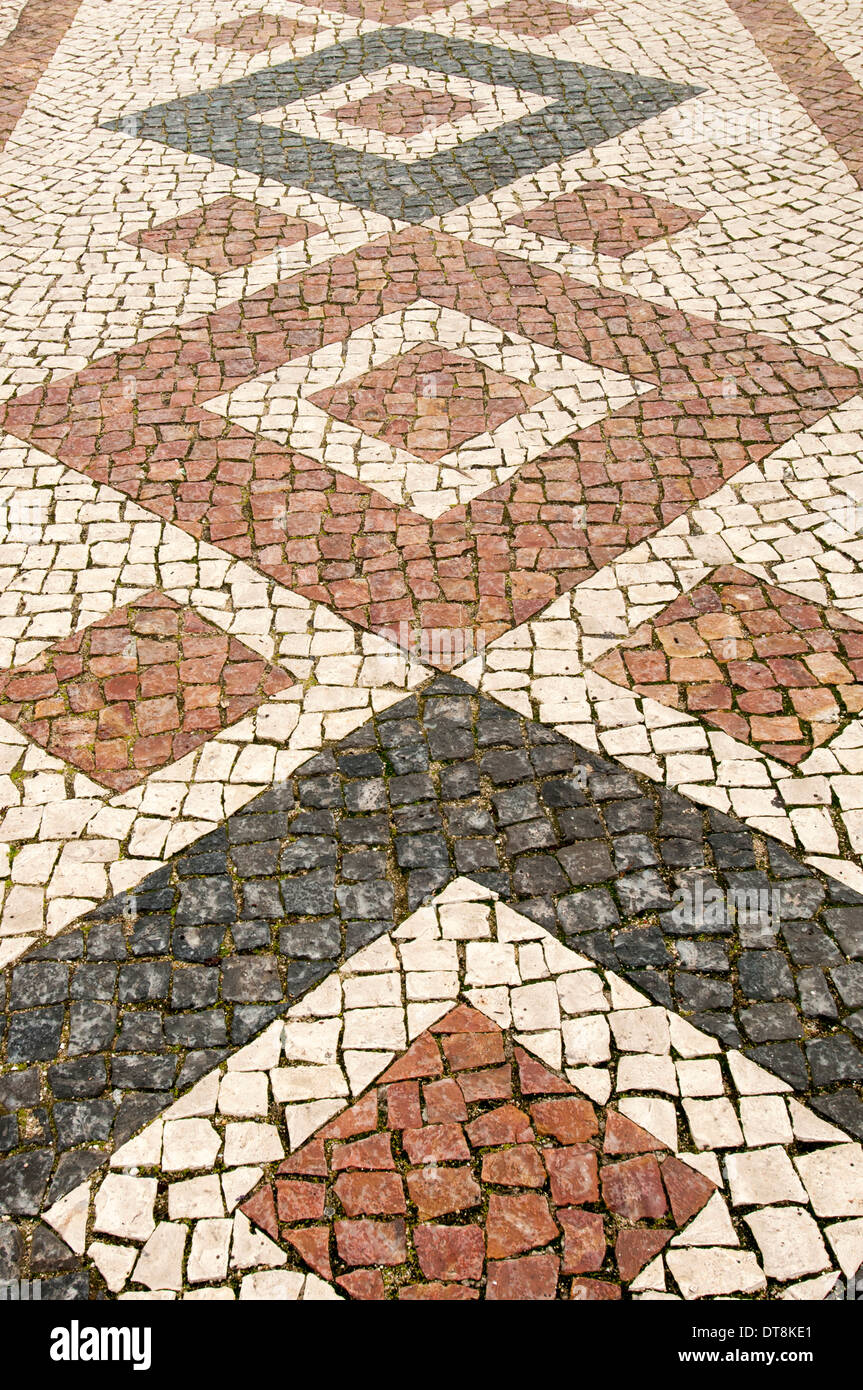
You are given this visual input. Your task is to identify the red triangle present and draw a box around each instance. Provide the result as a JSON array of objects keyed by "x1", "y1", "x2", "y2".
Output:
[
  {"x1": 331, "y1": 1131, "x2": 394, "y2": 1171},
  {"x1": 615, "y1": 1229, "x2": 671, "y2": 1282},
  {"x1": 604, "y1": 1110, "x2": 669, "y2": 1155},
  {"x1": 530, "y1": 1097, "x2": 597, "y2": 1144},
  {"x1": 240, "y1": 1184, "x2": 277, "y2": 1240},
  {"x1": 515, "y1": 1046, "x2": 575, "y2": 1095},
  {"x1": 135, "y1": 590, "x2": 178, "y2": 610},
  {"x1": 377, "y1": 1032, "x2": 443, "y2": 1083},
  {"x1": 285, "y1": 1226, "x2": 333, "y2": 1282},
  {"x1": 660, "y1": 1155, "x2": 716, "y2": 1226}
]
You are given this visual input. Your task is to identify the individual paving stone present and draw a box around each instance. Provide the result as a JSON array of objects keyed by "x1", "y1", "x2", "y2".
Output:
[
  {"x1": 738, "y1": 951, "x2": 796, "y2": 1001},
  {"x1": 793, "y1": 1144, "x2": 863, "y2": 1218},
  {"x1": 507, "y1": 180, "x2": 705, "y2": 257},
  {"x1": 0, "y1": 590, "x2": 292, "y2": 790},
  {"x1": 743, "y1": 1206, "x2": 831, "y2": 1281},
  {"x1": 125, "y1": 196, "x2": 326, "y2": 275},
  {"x1": 593, "y1": 566, "x2": 863, "y2": 766},
  {"x1": 666, "y1": 1247, "x2": 766, "y2": 1299},
  {"x1": 0, "y1": 1149, "x2": 53, "y2": 1214},
  {"x1": 0, "y1": 1220, "x2": 24, "y2": 1280},
  {"x1": 824, "y1": 910, "x2": 863, "y2": 961},
  {"x1": 241, "y1": 1003, "x2": 715, "y2": 1297}
]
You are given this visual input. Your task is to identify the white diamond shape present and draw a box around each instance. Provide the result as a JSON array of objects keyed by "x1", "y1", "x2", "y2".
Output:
[
  {"x1": 203, "y1": 298, "x2": 652, "y2": 520},
  {"x1": 248, "y1": 62, "x2": 554, "y2": 162}
]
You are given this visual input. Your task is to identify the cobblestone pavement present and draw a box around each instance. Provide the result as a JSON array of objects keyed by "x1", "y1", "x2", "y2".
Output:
[{"x1": 1, "y1": 0, "x2": 863, "y2": 1303}]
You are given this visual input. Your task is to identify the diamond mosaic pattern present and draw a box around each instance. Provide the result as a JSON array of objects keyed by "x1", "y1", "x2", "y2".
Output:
[
  {"x1": 0, "y1": 591, "x2": 294, "y2": 790},
  {"x1": 1, "y1": 0, "x2": 863, "y2": 1314},
  {"x1": 105, "y1": 30, "x2": 703, "y2": 221}
]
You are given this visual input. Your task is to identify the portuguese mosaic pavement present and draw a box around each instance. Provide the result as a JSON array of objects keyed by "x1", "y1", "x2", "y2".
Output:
[{"x1": 2, "y1": 0, "x2": 863, "y2": 1304}]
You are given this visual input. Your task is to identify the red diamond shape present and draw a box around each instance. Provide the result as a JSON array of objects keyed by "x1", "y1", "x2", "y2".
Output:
[
  {"x1": 331, "y1": 83, "x2": 484, "y2": 135},
  {"x1": 592, "y1": 564, "x2": 863, "y2": 764},
  {"x1": 125, "y1": 195, "x2": 325, "y2": 275},
  {"x1": 0, "y1": 590, "x2": 293, "y2": 790},
  {"x1": 508, "y1": 180, "x2": 705, "y2": 257},
  {"x1": 310, "y1": 343, "x2": 549, "y2": 462},
  {"x1": 189, "y1": 13, "x2": 317, "y2": 53},
  {"x1": 479, "y1": 0, "x2": 597, "y2": 36}
]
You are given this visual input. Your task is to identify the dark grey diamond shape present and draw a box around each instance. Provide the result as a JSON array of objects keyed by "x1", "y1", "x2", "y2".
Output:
[{"x1": 104, "y1": 29, "x2": 703, "y2": 221}]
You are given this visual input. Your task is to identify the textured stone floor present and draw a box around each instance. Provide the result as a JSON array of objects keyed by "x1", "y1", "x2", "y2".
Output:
[{"x1": 1, "y1": 0, "x2": 863, "y2": 1303}]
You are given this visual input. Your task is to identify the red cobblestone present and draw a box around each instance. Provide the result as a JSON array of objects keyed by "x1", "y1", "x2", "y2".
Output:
[
  {"x1": 487, "y1": 1253, "x2": 560, "y2": 1300},
  {"x1": 465, "y1": 1104, "x2": 534, "y2": 1148},
  {"x1": 481, "y1": 1145, "x2": 548, "y2": 1188},
  {"x1": 422, "y1": 1078, "x2": 468, "y2": 1123},
  {"x1": 385, "y1": 1081, "x2": 422, "y2": 1130},
  {"x1": 331, "y1": 1133, "x2": 396, "y2": 1172},
  {"x1": 441, "y1": 1031, "x2": 505, "y2": 1070},
  {"x1": 600, "y1": 1156, "x2": 668, "y2": 1222},
  {"x1": 660, "y1": 1155, "x2": 717, "y2": 1226},
  {"x1": 284, "y1": 1227, "x2": 333, "y2": 1282},
  {"x1": 615, "y1": 1229, "x2": 671, "y2": 1282},
  {"x1": 406, "y1": 1166, "x2": 482, "y2": 1219},
  {"x1": 544, "y1": 1146, "x2": 600, "y2": 1206},
  {"x1": 413, "y1": 1224, "x2": 485, "y2": 1281},
  {"x1": 335, "y1": 1220, "x2": 407, "y2": 1268},
  {"x1": 530, "y1": 1097, "x2": 598, "y2": 1144},
  {"x1": 603, "y1": 1111, "x2": 668, "y2": 1155},
  {"x1": 402, "y1": 1123, "x2": 470, "y2": 1164},
  {"x1": 333, "y1": 1171, "x2": 406, "y2": 1217},
  {"x1": 398, "y1": 1282, "x2": 480, "y2": 1300},
  {"x1": 486, "y1": 1192, "x2": 559, "y2": 1258},
  {"x1": 570, "y1": 1278, "x2": 622, "y2": 1300},
  {"x1": 559, "y1": 1209, "x2": 606, "y2": 1274},
  {"x1": 275, "y1": 1179, "x2": 326, "y2": 1222}
]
